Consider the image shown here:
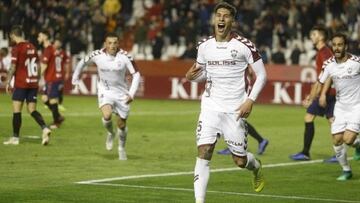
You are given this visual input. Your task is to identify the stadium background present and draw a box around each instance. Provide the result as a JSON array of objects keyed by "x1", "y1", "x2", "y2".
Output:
[
  {"x1": 1, "y1": 0, "x2": 358, "y2": 104},
  {"x1": 0, "y1": 1, "x2": 360, "y2": 203}
]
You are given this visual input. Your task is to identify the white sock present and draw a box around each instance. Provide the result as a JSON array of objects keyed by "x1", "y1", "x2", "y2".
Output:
[
  {"x1": 333, "y1": 144, "x2": 351, "y2": 171},
  {"x1": 117, "y1": 127, "x2": 128, "y2": 149},
  {"x1": 102, "y1": 118, "x2": 114, "y2": 134},
  {"x1": 245, "y1": 152, "x2": 260, "y2": 171},
  {"x1": 194, "y1": 157, "x2": 210, "y2": 203}
]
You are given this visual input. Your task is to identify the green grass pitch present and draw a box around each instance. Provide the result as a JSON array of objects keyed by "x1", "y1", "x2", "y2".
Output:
[{"x1": 0, "y1": 94, "x2": 359, "y2": 203}]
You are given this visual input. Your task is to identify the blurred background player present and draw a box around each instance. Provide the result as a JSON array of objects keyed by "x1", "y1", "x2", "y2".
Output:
[
  {"x1": 186, "y1": 2, "x2": 267, "y2": 202},
  {"x1": 0, "y1": 47, "x2": 11, "y2": 71},
  {"x1": 217, "y1": 121, "x2": 269, "y2": 155},
  {"x1": 72, "y1": 33, "x2": 141, "y2": 160},
  {"x1": 53, "y1": 38, "x2": 71, "y2": 112},
  {"x1": 290, "y1": 26, "x2": 336, "y2": 162},
  {"x1": 308, "y1": 33, "x2": 360, "y2": 180},
  {"x1": 3, "y1": 25, "x2": 51, "y2": 146},
  {"x1": 37, "y1": 30, "x2": 65, "y2": 129}
]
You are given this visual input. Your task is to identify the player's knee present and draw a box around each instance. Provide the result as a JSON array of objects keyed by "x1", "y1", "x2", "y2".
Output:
[
  {"x1": 49, "y1": 98, "x2": 59, "y2": 104},
  {"x1": 304, "y1": 114, "x2": 315, "y2": 122},
  {"x1": 343, "y1": 137, "x2": 355, "y2": 146},
  {"x1": 117, "y1": 120, "x2": 126, "y2": 129},
  {"x1": 197, "y1": 144, "x2": 215, "y2": 160},
  {"x1": 41, "y1": 95, "x2": 48, "y2": 103},
  {"x1": 233, "y1": 156, "x2": 247, "y2": 168}
]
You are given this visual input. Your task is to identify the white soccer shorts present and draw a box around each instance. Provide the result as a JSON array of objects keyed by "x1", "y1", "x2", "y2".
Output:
[
  {"x1": 332, "y1": 102, "x2": 360, "y2": 134},
  {"x1": 97, "y1": 90, "x2": 130, "y2": 119},
  {"x1": 196, "y1": 109, "x2": 248, "y2": 156}
]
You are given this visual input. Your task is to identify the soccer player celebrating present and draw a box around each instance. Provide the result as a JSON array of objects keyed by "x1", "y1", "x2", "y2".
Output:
[
  {"x1": 186, "y1": 2, "x2": 267, "y2": 202},
  {"x1": 3, "y1": 26, "x2": 51, "y2": 146},
  {"x1": 290, "y1": 26, "x2": 336, "y2": 162},
  {"x1": 37, "y1": 30, "x2": 65, "y2": 129},
  {"x1": 308, "y1": 33, "x2": 360, "y2": 180},
  {"x1": 72, "y1": 33, "x2": 141, "y2": 160},
  {"x1": 53, "y1": 38, "x2": 71, "y2": 112}
]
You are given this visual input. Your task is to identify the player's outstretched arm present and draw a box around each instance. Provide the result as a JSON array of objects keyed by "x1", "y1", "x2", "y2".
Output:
[{"x1": 186, "y1": 63, "x2": 206, "y2": 82}]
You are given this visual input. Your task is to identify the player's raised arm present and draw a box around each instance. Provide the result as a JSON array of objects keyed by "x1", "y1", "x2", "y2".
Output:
[{"x1": 71, "y1": 53, "x2": 94, "y2": 85}]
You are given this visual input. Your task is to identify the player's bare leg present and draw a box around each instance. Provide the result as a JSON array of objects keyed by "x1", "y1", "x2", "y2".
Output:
[
  {"x1": 4, "y1": 101, "x2": 23, "y2": 145},
  {"x1": 232, "y1": 153, "x2": 264, "y2": 192},
  {"x1": 117, "y1": 116, "x2": 127, "y2": 160},
  {"x1": 101, "y1": 104, "x2": 114, "y2": 150},
  {"x1": 27, "y1": 102, "x2": 51, "y2": 145},
  {"x1": 194, "y1": 143, "x2": 215, "y2": 203}
]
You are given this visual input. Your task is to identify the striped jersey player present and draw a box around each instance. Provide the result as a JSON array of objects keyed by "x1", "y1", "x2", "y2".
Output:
[{"x1": 313, "y1": 33, "x2": 360, "y2": 180}]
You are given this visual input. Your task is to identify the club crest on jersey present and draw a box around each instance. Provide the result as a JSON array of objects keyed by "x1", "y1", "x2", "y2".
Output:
[
  {"x1": 347, "y1": 67, "x2": 352, "y2": 74},
  {"x1": 231, "y1": 49, "x2": 238, "y2": 59}
]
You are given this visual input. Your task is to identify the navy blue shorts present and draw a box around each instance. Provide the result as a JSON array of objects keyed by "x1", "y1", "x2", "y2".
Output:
[
  {"x1": 307, "y1": 95, "x2": 336, "y2": 118},
  {"x1": 43, "y1": 81, "x2": 62, "y2": 99},
  {"x1": 12, "y1": 88, "x2": 38, "y2": 103}
]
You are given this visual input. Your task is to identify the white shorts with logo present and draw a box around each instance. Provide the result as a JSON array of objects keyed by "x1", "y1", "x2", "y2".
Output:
[
  {"x1": 196, "y1": 109, "x2": 248, "y2": 156},
  {"x1": 97, "y1": 89, "x2": 130, "y2": 119},
  {"x1": 332, "y1": 102, "x2": 360, "y2": 134}
]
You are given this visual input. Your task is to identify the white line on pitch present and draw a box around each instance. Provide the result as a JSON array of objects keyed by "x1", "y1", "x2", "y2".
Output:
[
  {"x1": 76, "y1": 159, "x2": 331, "y2": 184},
  {"x1": 82, "y1": 182, "x2": 360, "y2": 203},
  {"x1": 0, "y1": 110, "x2": 198, "y2": 117}
]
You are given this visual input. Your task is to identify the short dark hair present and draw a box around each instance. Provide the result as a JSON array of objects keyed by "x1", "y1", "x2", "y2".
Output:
[
  {"x1": 10, "y1": 25, "x2": 24, "y2": 37},
  {"x1": 332, "y1": 32, "x2": 348, "y2": 45},
  {"x1": 214, "y1": 2, "x2": 237, "y2": 17},
  {"x1": 105, "y1": 32, "x2": 119, "y2": 40},
  {"x1": 311, "y1": 25, "x2": 329, "y2": 41}
]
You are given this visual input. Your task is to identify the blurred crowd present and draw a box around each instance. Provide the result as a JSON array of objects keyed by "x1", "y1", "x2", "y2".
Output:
[{"x1": 0, "y1": 0, "x2": 359, "y2": 64}]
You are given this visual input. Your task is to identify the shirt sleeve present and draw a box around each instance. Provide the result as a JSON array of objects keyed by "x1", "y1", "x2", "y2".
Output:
[
  {"x1": 124, "y1": 55, "x2": 138, "y2": 74},
  {"x1": 11, "y1": 46, "x2": 18, "y2": 65},
  {"x1": 247, "y1": 59, "x2": 267, "y2": 101},
  {"x1": 318, "y1": 66, "x2": 330, "y2": 84},
  {"x1": 196, "y1": 44, "x2": 206, "y2": 66},
  {"x1": 41, "y1": 47, "x2": 52, "y2": 64}
]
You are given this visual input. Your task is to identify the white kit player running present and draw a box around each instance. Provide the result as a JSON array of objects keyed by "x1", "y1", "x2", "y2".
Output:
[
  {"x1": 186, "y1": 2, "x2": 267, "y2": 203},
  {"x1": 72, "y1": 33, "x2": 141, "y2": 160},
  {"x1": 309, "y1": 33, "x2": 360, "y2": 180}
]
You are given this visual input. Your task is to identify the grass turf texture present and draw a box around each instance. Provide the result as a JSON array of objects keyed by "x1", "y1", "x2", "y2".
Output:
[{"x1": 0, "y1": 95, "x2": 359, "y2": 203}]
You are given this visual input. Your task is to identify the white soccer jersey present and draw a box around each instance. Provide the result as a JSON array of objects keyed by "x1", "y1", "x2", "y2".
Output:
[
  {"x1": 74, "y1": 48, "x2": 139, "y2": 97},
  {"x1": 319, "y1": 55, "x2": 360, "y2": 104},
  {"x1": 196, "y1": 34, "x2": 265, "y2": 113}
]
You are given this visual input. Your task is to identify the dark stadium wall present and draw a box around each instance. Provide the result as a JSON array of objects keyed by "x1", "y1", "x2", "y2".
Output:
[{"x1": 0, "y1": 61, "x2": 314, "y2": 105}]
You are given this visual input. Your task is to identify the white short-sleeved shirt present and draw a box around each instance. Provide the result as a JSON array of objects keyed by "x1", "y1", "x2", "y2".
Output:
[
  {"x1": 197, "y1": 34, "x2": 262, "y2": 113},
  {"x1": 319, "y1": 55, "x2": 360, "y2": 105},
  {"x1": 84, "y1": 49, "x2": 138, "y2": 96}
]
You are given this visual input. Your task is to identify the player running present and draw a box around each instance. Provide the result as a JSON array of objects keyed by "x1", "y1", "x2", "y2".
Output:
[{"x1": 72, "y1": 33, "x2": 141, "y2": 160}]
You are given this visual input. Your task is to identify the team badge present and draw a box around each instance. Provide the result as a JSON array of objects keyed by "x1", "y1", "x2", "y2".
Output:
[
  {"x1": 231, "y1": 49, "x2": 238, "y2": 59},
  {"x1": 347, "y1": 67, "x2": 352, "y2": 74}
]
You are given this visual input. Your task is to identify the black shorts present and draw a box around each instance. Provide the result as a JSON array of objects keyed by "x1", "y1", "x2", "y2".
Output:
[
  {"x1": 306, "y1": 95, "x2": 336, "y2": 118},
  {"x1": 12, "y1": 88, "x2": 38, "y2": 103},
  {"x1": 43, "y1": 81, "x2": 62, "y2": 99}
]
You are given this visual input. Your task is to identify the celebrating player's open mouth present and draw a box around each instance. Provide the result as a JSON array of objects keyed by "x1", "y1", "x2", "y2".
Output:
[{"x1": 214, "y1": 8, "x2": 233, "y2": 41}]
